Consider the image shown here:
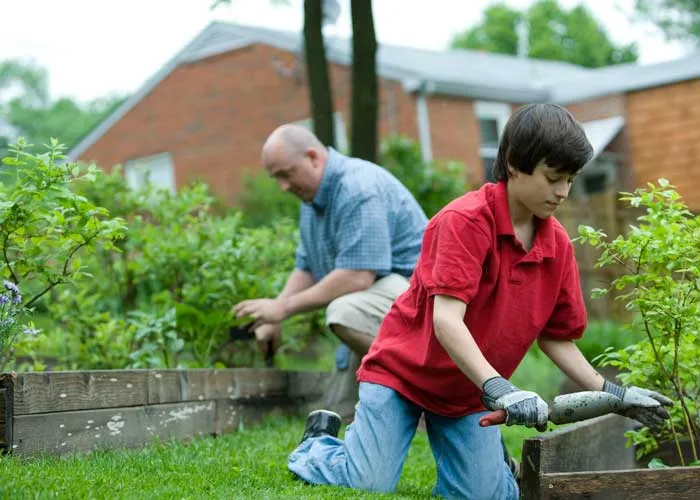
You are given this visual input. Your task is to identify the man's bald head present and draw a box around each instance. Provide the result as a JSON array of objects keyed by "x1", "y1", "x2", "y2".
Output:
[
  {"x1": 261, "y1": 124, "x2": 329, "y2": 202},
  {"x1": 262, "y1": 124, "x2": 326, "y2": 163}
]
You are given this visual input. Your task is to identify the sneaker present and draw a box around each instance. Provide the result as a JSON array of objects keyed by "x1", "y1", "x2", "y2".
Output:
[{"x1": 300, "y1": 409, "x2": 342, "y2": 444}]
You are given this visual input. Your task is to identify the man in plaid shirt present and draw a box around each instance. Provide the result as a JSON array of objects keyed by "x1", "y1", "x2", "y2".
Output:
[{"x1": 234, "y1": 124, "x2": 428, "y2": 417}]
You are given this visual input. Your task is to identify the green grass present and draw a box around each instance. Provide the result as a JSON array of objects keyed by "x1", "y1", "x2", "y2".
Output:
[{"x1": 0, "y1": 415, "x2": 539, "y2": 500}]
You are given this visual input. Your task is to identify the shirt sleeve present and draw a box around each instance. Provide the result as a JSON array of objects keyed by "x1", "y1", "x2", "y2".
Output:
[
  {"x1": 334, "y1": 194, "x2": 392, "y2": 274},
  {"x1": 420, "y1": 210, "x2": 491, "y2": 304},
  {"x1": 295, "y1": 242, "x2": 310, "y2": 272},
  {"x1": 540, "y1": 244, "x2": 587, "y2": 340}
]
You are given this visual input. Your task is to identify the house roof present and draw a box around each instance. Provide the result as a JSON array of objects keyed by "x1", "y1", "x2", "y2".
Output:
[{"x1": 67, "y1": 21, "x2": 700, "y2": 162}]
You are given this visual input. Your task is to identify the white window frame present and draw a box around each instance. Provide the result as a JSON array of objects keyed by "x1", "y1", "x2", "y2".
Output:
[
  {"x1": 124, "y1": 152, "x2": 176, "y2": 193},
  {"x1": 294, "y1": 112, "x2": 348, "y2": 153},
  {"x1": 475, "y1": 101, "x2": 511, "y2": 181}
]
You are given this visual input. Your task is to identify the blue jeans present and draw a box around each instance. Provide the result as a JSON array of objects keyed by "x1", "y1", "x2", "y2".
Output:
[{"x1": 288, "y1": 382, "x2": 519, "y2": 500}]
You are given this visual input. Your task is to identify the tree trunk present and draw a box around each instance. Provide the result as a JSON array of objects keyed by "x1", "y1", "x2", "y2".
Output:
[
  {"x1": 350, "y1": 0, "x2": 378, "y2": 163},
  {"x1": 303, "y1": 0, "x2": 336, "y2": 148}
]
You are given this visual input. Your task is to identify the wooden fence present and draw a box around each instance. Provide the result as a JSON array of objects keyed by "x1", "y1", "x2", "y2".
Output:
[
  {"x1": 521, "y1": 414, "x2": 700, "y2": 499},
  {"x1": 556, "y1": 190, "x2": 640, "y2": 322},
  {"x1": 0, "y1": 368, "x2": 326, "y2": 457}
]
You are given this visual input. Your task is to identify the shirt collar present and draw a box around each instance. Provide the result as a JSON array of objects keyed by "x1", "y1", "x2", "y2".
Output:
[
  {"x1": 310, "y1": 147, "x2": 342, "y2": 213},
  {"x1": 493, "y1": 181, "x2": 557, "y2": 260}
]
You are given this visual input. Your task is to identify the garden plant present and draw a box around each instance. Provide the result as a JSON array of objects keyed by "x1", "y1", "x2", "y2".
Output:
[{"x1": 578, "y1": 179, "x2": 700, "y2": 466}]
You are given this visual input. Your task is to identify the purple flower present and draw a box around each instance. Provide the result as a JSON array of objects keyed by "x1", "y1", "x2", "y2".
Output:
[
  {"x1": 3, "y1": 280, "x2": 20, "y2": 296},
  {"x1": 0, "y1": 294, "x2": 8, "y2": 305},
  {"x1": 23, "y1": 327, "x2": 40, "y2": 336}
]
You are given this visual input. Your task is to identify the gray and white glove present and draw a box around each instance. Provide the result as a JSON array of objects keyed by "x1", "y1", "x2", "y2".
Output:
[
  {"x1": 603, "y1": 380, "x2": 673, "y2": 429},
  {"x1": 481, "y1": 376, "x2": 549, "y2": 431}
]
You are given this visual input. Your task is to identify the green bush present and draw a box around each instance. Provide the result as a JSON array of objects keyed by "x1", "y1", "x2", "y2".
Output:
[
  {"x1": 578, "y1": 179, "x2": 700, "y2": 465},
  {"x1": 13, "y1": 165, "x2": 321, "y2": 371},
  {"x1": 0, "y1": 139, "x2": 125, "y2": 370},
  {"x1": 380, "y1": 135, "x2": 470, "y2": 217},
  {"x1": 237, "y1": 168, "x2": 300, "y2": 227},
  {"x1": 575, "y1": 320, "x2": 645, "y2": 363}
]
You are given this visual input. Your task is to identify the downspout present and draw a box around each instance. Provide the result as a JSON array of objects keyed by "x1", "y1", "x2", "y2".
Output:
[{"x1": 415, "y1": 81, "x2": 435, "y2": 163}]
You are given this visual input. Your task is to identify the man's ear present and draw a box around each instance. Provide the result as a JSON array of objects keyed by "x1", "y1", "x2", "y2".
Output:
[{"x1": 306, "y1": 147, "x2": 322, "y2": 168}]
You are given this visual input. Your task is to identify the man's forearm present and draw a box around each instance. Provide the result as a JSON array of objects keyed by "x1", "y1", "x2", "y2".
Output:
[
  {"x1": 277, "y1": 269, "x2": 315, "y2": 300},
  {"x1": 282, "y1": 269, "x2": 375, "y2": 317},
  {"x1": 537, "y1": 338, "x2": 605, "y2": 391}
]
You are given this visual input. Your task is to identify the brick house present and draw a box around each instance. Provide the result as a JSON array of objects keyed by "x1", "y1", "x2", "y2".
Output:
[{"x1": 68, "y1": 21, "x2": 700, "y2": 209}]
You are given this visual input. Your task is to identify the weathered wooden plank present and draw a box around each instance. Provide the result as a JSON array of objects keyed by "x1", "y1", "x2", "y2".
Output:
[
  {"x1": 214, "y1": 396, "x2": 310, "y2": 436},
  {"x1": 148, "y1": 369, "x2": 237, "y2": 404},
  {"x1": 12, "y1": 371, "x2": 148, "y2": 415},
  {"x1": 11, "y1": 401, "x2": 217, "y2": 457},
  {"x1": 0, "y1": 373, "x2": 14, "y2": 455},
  {"x1": 145, "y1": 401, "x2": 216, "y2": 440},
  {"x1": 286, "y1": 371, "x2": 327, "y2": 401},
  {"x1": 0, "y1": 388, "x2": 5, "y2": 451},
  {"x1": 12, "y1": 405, "x2": 148, "y2": 456},
  {"x1": 538, "y1": 467, "x2": 700, "y2": 500},
  {"x1": 525, "y1": 415, "x2": 635, "y2": 475},
  {"x1": 521, "y1": 415, "x2": 636, "y2": 500},
  {"x1": 233, "y1": 369, "x2": 291, "y2": 399}
]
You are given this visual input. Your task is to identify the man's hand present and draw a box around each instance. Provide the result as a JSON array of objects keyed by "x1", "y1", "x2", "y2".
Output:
[
  {"x1": 603, "y1": 380, "x2": 673, "y2": 429},
  {"x1": 255, "y1": 323, "x2": 281, "y2": 356},
  {"x1": 233, "y1": 298, "x2": 289, "y2": 327},
  {"x1": 481, "y1": 376, "x2": 549, "y2": 431}
]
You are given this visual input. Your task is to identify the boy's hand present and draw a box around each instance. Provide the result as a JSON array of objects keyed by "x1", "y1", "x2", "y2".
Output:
[
  {"x1": 603, "y1": 380, "x2": 673, "y2": 429},
  {"x1": 481, "y1": 376, "x2": 549, "y2": 431}
]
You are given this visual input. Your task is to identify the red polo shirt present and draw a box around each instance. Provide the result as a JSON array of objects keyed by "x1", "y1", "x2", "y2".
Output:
[{"x1": 357, "y1": 181, "x2": 587, "y2": 417}]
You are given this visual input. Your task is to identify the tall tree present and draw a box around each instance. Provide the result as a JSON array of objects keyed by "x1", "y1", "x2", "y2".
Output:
[
  {"x1": 6, "y1": 95, "x2": 123, "y2": 150},
  {"x1": 451, "y1": 0, "x2": 638, "y2": 68},
  {"x1": 212, "y1": 0, "x2": 336, "y2": 148},
  {"x1": 0, "y1": 60, "x2": 49, "y2": 107},
  {"x1": 303, "y1": 0, "x2": 336, "y2": 147},
  {"x1": 634, "y1": 0, "x2": 700, "y2": 42},
  {"x1": 349, "y1": 0, "x2": 378, "y2": 163}
]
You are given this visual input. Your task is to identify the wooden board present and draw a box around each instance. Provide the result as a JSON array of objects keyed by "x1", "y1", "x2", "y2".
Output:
[
  {"x1": 0, "y1": 388, "x2": 5, "y2": 451},
  {"x1": 11, "y1": 371, "x2": 148, "y2": 415},
  {"x1": 537, "y1": 467, "x2": 700, "y2": 500},
  {"x1": 147, "y1": 369, "x2": 238, "y2": 404},
  {"x1": 11, "y1": 401, "x2": 217, "y2": 457},
  {"x1": 521, "y1": 415, "x2": 636, "y2": 500}
]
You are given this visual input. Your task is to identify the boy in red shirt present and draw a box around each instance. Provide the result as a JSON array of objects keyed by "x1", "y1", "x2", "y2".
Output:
[{"x1": 288, "y1": 104, "x2": 672, "y2": 499}]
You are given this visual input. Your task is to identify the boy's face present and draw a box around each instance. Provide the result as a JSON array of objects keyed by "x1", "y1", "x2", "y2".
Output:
[{"x1": 508, "y1": 161, "x2": 577, "y2": 219}]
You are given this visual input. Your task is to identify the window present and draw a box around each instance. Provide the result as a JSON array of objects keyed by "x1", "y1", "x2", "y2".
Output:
[
  {"x1": 124, "y1": 152, "x2": 176, "y2": 193},
  {"x1": 294, "y1": 112, "x2": 348, "y2": 153},
  {"x1": 475, "y1": 102, "x2": 511, "y2": 183}
]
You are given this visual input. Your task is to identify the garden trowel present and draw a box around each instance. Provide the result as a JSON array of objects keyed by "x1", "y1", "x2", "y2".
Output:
[
  {"x1": 229, "y1": 322, "x2": 276, "y2": 368},
  {"x1": 478, "y1": 391, "x2": 624, "y2": 428}
]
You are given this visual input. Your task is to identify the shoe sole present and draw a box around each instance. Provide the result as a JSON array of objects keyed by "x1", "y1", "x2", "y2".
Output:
[{"x1": 308, "y1": 409, "x2": 342, "y2": 420}]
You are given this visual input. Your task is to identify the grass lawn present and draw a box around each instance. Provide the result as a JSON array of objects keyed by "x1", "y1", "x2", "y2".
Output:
[{"x1": 0, "y1": 414, "x2": 540, "y2": 499}]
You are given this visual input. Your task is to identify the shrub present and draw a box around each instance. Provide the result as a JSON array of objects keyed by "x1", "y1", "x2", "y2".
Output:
[
  {"x1": 380, "y1": 135, "x2": 469, "y2": 217},
  {"x1": 578, "y1": 179, "x2": 700, "y2": 465}
]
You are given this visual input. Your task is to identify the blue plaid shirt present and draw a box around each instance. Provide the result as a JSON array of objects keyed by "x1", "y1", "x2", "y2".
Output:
[{"x1": 295, "y1": 148, "x2": 428, "y2": 282}]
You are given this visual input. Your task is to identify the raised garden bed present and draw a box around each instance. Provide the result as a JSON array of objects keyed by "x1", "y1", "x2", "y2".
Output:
[
  {"x1": 0, "y1": 369, "x2": 325, "y2": 457},
  {"x1": 521, "y1": 414, "x2": 700, "y2": 500}
]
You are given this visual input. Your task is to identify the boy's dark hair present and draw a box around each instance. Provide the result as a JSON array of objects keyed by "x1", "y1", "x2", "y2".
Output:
[{"x1": 492, "y1": 103, "x2": 594, "y2": 181}]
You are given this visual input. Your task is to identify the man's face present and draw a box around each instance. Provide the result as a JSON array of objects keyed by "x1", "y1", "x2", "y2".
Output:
[
  {"x1": 509, "y1": 161, "x2": 577, "y2": 219},
  {"x1": 264, "y1": 147, "x2": 323, "y2": 202}
]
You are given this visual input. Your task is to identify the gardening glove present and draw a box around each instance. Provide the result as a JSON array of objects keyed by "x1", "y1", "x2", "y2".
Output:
[
  {"x1": 481, "y1": 376, "x2": 549, "y2": 431},
  {"x1": 603, "y1": 380, "x2": 673, "y2": 430}
]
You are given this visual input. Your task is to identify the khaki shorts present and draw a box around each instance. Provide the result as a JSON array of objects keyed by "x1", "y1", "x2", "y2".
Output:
[
  {"x1": 320, "y1": 273, "x2": 410, "y2": 418},
  {"x1": 325, "y1": 273, "x2": 410, "y2": 336}
]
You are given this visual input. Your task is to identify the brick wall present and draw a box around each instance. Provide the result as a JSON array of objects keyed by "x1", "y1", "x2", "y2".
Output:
[
  {"x1": 79, "y1": 44, "x2": 421, "y2": 204},
  {"x1": 565, "y1": 94, "x2": 626, "y2": 123},
  {"x1": 626, "y1": 79, "x2": 700, "y2": 209},
  {"x1": 427, "y1": 95, "x2": 482, "y2": 184}
]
